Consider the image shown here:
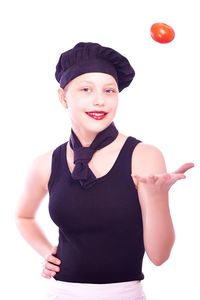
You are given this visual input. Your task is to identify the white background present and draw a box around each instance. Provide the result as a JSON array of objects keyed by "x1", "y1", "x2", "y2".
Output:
[{"x1": 0, "y1": 0, "x2": 199, "y2": 299}]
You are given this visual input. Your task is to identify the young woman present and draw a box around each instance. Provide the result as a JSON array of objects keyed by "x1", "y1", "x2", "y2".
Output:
[{"x1": 16, "y1": 42, "x2": 194, "y2": 300}]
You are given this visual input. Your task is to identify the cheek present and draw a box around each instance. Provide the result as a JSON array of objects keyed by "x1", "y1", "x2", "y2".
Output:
[
  {"x1": 67, "y1": 97, "x2": 82, "y2": 111},
  {"x1": 68, "y1": 102, "x2": 86, "y2": 120},
  {"x1": 111, "y1": 98, "x2": 119, "y2": 111}
]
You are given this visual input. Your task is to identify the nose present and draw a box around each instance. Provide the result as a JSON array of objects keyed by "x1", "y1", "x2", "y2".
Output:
[{"x1": 92, "y1": 91, "x2": 105, "y2": 106}]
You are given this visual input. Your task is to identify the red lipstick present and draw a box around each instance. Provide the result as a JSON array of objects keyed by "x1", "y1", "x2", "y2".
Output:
[{"x1": 86, "y1": 111, "x2": 107, "y2": 120}]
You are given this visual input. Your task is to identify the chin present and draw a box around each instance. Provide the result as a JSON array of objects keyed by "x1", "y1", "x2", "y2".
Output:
[{"x1": 86, "y1": 119, "x2": 113, "y2": 133}]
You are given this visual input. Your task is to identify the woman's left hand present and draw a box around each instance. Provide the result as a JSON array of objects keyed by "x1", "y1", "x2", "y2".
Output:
[
  {"x1": 133, "y1": 162, "x2": 194, "y2": 193},
  {"x1": 41, "y1": 246, "x2": 61, "y2": 279}
]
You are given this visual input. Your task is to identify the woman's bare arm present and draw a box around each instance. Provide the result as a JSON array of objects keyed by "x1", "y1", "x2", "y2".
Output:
[
  {"x1": 16, "y1": 151, "x2": 55, "y2": 258},
  {"x1": 132, "y1": 143, "x2": 194, "y2": 265}
]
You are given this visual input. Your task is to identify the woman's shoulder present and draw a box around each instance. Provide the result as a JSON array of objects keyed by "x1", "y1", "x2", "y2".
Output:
[
  {"x1": 131, "y1": 142, "x2": 167, "y2": 176},
  {"x1": 32, "y1": 141, "x2": 67, "y2": 168},
  {"x1": 33, "y1": 149, "x2": 54, "y2": 168},
  {"x1": 27, "y1": 149, "x2": 54, "y2": 191},
  {"x1": 133, "y1": 142, "x2": 164, "y2": 156}
]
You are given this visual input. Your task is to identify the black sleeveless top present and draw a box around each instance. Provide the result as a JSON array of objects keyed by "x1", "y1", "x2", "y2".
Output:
[{"x1": 48, "y1": 136, "x2": 145, "y2": 284}]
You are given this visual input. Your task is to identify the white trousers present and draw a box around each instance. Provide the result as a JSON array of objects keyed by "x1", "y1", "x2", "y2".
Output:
[{"x1": 43, "y1": 279, "x2": 146, "y2": 300}]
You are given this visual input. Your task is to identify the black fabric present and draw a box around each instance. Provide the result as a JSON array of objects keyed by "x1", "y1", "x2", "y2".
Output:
[
  {"x1": 69, "y1": 122, "x2": 118, "y2": 189},
  {"x1": 55, "y1": 42, "x2": 135, "y2": 92},
  {"x1": 48, "y1": 136, "x2": 145, "y2": 284}
]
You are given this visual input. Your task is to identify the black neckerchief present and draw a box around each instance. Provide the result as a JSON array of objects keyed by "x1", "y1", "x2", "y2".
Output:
[{"x1": 69, "y1": 122, "x2": 118, "y2": 189}]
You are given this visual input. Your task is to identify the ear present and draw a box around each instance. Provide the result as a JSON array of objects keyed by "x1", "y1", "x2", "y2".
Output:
[{"x1": 58, "y1": 87, "x2": 68, "y2": 108}]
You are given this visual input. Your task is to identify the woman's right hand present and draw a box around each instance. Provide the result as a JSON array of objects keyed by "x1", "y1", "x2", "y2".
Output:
[{"x1": 41, "y1": 246, "x2": 61, "y2": 279}]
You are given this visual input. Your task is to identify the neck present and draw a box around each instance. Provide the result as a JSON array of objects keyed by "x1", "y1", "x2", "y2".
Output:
[{"x1": 71, "y1": 127, "x2": 97, "y2": 147}]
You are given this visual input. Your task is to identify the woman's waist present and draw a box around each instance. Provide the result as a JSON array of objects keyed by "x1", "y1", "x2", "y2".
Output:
[{"x1": 49, "y1": 278, "x2": 144, "y2": 296}]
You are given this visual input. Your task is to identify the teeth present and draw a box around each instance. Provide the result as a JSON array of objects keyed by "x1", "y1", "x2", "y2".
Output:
[{"x1": 89, "y1": 112, "x2": 105, "y2": 116}]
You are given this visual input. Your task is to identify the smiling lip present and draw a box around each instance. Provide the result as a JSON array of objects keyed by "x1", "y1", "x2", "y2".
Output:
[{"x1": 86, "y1": 111, "x2": 108, "y2": 120}]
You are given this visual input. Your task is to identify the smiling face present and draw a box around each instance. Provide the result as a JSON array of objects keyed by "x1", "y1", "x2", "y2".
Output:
[{"x1": 58, "y1": 72, "x2": 119, "y2": 144}]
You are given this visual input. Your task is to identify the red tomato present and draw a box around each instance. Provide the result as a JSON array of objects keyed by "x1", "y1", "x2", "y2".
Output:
[{"x1": 150, "y1": 23, "x2": 175, "y2": 43}]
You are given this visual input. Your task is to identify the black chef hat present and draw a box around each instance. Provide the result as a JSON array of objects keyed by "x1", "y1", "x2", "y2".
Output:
[{"x1": 55, "y1": 42, "x2": 135, "y2": 92}]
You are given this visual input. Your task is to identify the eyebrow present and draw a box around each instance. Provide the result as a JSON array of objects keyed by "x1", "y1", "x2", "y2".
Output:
[{"x1": 79, "y1": 81, "x2": 117, "y2": 86}]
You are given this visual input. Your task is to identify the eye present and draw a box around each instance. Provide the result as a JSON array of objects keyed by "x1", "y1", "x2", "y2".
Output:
[
  {"x1": 80, "y1": 87, "x2": 91, "y2": 93},
  {"x1": 105, "y1": 88, "x2": 116, "y2": 94}
]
